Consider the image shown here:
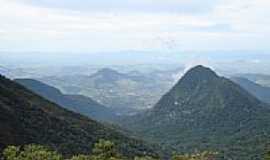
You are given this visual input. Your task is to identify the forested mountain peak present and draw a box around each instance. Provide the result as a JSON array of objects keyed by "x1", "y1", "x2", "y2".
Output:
[{"x1": 121, "y1": 65, "x2": 270, "y2": 159}]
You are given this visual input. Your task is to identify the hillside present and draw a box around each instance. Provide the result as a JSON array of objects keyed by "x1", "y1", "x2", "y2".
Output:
[
  {"x1": 231, "y1": 77, "x2": 270, "y2": 104},
  {"x1": 236, "y1": 73, "x2": 270, "y2": 87},
  {"x1": 0, "y1": 75, "x2": 160, "y2": 158},
  {"x1": 121, "y1": 65, "x2": 270, "y2": 160},
  {"x1": 15, "y1": 78, "x2": 117, "y2": 121}
]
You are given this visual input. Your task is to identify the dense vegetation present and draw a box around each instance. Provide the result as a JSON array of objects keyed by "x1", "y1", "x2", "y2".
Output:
[
  {"x1": 15, "y1": 78, "x2": 117, "y2": 121},
  {"x1": 0, "y1": 75, "x2": 160, "y2": 158},
  {"x1": 120, "y1": 65, "x2": 270, "y2": 160},
  {"x1": 2, "y1": 65, "x2": 270, "y2": 160},
  {"x1": 2, "y1": 140, "x2": 217, "y2": 160}
]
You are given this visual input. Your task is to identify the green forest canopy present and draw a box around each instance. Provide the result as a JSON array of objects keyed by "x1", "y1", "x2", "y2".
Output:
[{"x1": 2, "y1": 139, "x2": 217, "y2": 160}]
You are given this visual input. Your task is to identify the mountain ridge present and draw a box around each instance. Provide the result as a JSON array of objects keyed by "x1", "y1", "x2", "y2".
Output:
[
  {"x1": 120, "y1": 65, "x2": 270, "y2": 160},
  {"x1": 0, "y1": 75, "x2": 160, "y2": 158},
  {"x1": 231, "y1": 76, "x2": 270, "y2": 104},
  {"x1": 15, "y1": 78, "x2": 117, "y2": 121}
]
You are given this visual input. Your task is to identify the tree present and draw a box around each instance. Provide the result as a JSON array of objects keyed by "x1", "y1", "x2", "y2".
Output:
[
  {"x1": 3, "y1": 144, "x2": 62, "y2": 160},
  {"x1": 172, "y1": 151, "x2": 217, "y2": 160},
  {"x1": 69, "y1": 155, "x2": 91, "y2": 160},
  {"x1": 90, "y1": 139, "x2": 123, "y2": 160},
  {"x1": 2, "y1": 142, "x2": 219, "y2": 160},
  {"x1": 264, "y1": 151, "x2": 270, "y2": 160},
  {"x1": 134, "y1": 156, "x2": 158, "y2": 160},
  {"x1": 3, "y1": 146, "x2": 20, "y2": 160}
]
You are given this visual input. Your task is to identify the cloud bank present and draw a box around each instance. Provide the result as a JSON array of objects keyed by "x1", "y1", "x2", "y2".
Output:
[{"x1": 0, "y1": 0, "x2": 270, "y2": 52}]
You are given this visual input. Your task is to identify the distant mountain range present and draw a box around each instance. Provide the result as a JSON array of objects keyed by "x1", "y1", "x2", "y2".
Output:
[
  {"x1": 120, "y1": 65, "x2": 270, "y2": 160},
  {"x1": 0, "y1": 75, "x2": 160, "y2": 158},
  {"x1": 231, "y1": 77, "x2": 270, "y2": 104},
  {"x1": 15, "y1": 78, "x2": 117, "y2": 121},
  {"x1": 2, "y1": 64, "x2": 270, "y2": 159},
  {"x1": 39, "y1": 68, "x2": 176, "y2": 114}
]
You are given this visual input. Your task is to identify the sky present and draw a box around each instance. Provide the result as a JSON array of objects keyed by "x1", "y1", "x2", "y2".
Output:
[{"x1": 0, "y1": 0, "x2": 270, "y2": 53}]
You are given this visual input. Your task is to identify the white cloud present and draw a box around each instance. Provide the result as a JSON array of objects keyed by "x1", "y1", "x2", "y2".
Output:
[
  {"x1": 18, "y1": 0, "x2": 222, "y2": 14},
  {"x1": 0, "y1": 0, "x2": 269, "y2": 52}
]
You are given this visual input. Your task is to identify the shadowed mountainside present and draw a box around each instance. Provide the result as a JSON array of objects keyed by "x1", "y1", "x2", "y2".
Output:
[
  {"x1": 15, "y1": 78, "x2": 117, "y2": 121},
  {"x1": 0, "y1": 75, "x2": 161, "y2": 158}
]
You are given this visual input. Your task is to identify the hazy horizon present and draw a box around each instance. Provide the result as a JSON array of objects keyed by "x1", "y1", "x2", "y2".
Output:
[
  {"x1": 1, "y1": 0, "x2": 270, "y2": 52},
  {"x1": 1, "y1": 1, "x2": 270, "y2": 159},
  {"x1": 1, "y1": 0, "x2": 270, "y2": 77}
]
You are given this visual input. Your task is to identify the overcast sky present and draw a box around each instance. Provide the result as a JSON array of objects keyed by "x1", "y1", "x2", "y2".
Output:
[{"x1": 0, "y1": 0, "x2": 270, "y2": 52}]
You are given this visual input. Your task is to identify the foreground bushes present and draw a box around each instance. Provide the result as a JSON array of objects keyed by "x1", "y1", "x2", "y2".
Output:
[{"x1": 2, "y1": 140, "x2": 216, "y2": 160}]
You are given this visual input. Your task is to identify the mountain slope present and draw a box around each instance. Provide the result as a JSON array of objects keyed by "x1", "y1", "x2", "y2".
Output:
[
  {"x1": 15, "y1": 78, "x2": 116, "y2": 121},
  {"x1": 231, "y1": 77, "x2": 270, "y2": 104},
  {"x1": 122, "y1": 65, "x2": 270, "y2": 160},
  {"x1": 0, "y1": 75, "x2": 159, "y2": 158},
  {"x1": 236, "y1": 73, "x2": 270, "y2": 87}
]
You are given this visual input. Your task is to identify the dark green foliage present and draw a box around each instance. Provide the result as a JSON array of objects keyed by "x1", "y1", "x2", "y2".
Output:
[
  {"x1": 172, "y1": 151, "x2": 217, "y2": 160},
  {"x1": 0, "y1": 75, "x2": 160, "y2": 158},
  {"x1": 134, "y1": 156, "x2": 159, "y2": 160},
  {"x1": 120, "y1": 65, "x2": 270, "y2": 160},
  {"x1": 2, "y1": 141, "x2": 216, "y2": 160},
  {"x1": 2, "y1": 140, "x2": 159, "y2": 160},
  {"x1": 69, "y1": 155, "x2": 91, "y2": 160},
  {"x1": 91, "y1": 139, "x2": 123, "y2": 160},
  {"x1": 264, "y1": 151, "x2": 270, "y2": 160},
  {"x1": 3, "y1": 145, "x2": 62, "y2": 160}
]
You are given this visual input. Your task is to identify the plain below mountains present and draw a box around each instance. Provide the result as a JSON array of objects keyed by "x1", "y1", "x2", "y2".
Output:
[
  {"x1": 15, "y1": 78, "x2": 117, "y2": 122},
  {"x1": 0, "y1": 75, "x2": 160, "y2": 158},
  {"x1": 120, "y1": 65, "x2": 270, "y2": 160},
  {"x1": 39, "y1": 68, "x2": 175, "y2": 115}
]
